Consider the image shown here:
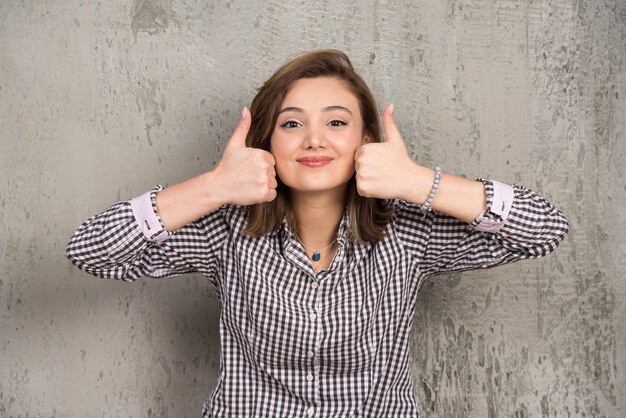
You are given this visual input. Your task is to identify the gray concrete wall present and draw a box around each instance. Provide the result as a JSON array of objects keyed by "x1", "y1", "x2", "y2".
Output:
[{"x1": 1, "y1": 0, "x2": 624, "y2": 416}]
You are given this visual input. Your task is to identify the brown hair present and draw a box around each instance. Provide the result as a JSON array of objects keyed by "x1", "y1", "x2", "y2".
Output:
[{"x1": 243, "y1": 49, "x2": 393, "y2": 242}]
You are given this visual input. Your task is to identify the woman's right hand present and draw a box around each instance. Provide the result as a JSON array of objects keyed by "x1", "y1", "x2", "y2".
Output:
[
  {"x1": 211, "y1": 107, "x2": 277, "y2": 206},
  {"x1": 155, "y1": 107, "x2": 277, "y2": 232}
]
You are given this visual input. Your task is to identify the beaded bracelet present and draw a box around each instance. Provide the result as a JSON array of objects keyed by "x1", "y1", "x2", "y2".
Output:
[{"x1": 419, "y1": 166, "x2": 441, "y2": 213}]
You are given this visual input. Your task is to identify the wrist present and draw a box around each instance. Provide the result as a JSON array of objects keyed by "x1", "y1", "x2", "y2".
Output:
[
  {"x1": 200, "y1": 170, "x2": 227, "y2": 209},
  {"x1": 154, "y1": 169, "x2": 229, "y2": 232},
  {"x1": 405, "y1": 164, "x2": 435, "y2": 204}
]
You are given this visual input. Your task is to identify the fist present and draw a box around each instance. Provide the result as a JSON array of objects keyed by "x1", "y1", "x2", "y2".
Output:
[
  {"x1": 354, "y1": 104, "x2": 418, "y2": 200},
  {"x1": 213, "y1": 107, "x2": 277, "y2": 206}
]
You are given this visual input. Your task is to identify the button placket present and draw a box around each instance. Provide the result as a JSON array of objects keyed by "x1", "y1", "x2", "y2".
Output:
[
  {"x1": 307, "y1": 277, "x2": 319, "y2": 368},
  {"x1": 307, "y1": 308, "x2": 318, "y2": 384},
  {"x1": 308, "y1": 272, "x2": 322, "y2": 411},
  {"x1": 313, "y1": 284, "x2": 323, "y2": 399}
]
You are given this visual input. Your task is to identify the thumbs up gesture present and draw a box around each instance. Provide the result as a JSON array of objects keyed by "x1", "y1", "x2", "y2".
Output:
[
  {"x1": 212, "y1": 107, "x2": 278, "y2": 206},
  {"x1": 354, "y1": 104, "x2": 420, "y2": 201}
]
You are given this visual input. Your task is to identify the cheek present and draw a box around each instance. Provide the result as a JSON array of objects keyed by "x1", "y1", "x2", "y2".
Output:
[
  {"x1": 270, "y1": 131, "x2": 296, "y2": 154},
  {"x1": 269, "y1": 139, "x2": 291, "y2": 181},
  {"x1": 341, "y1": 137, "x2": 363, "y2": 158},
  {"x1": 269, "y1": 136, "x2": 285, "y2": 161},
  {"x1": 273, "y1": 160, "x2": 298, "y2": 188}
]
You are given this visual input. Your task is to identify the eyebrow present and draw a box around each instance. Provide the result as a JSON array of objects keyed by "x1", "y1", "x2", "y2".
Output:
[{"x1": 278, "y1": 105, "x2": 353, "y2": 115}]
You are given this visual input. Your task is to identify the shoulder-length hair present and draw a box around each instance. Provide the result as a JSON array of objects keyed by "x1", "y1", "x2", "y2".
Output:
[{"x1": 243, "y1": 49, "x2": 393, "y2": 243}]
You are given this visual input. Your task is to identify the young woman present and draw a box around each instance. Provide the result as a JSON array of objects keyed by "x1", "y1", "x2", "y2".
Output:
[{"x1": 67, "y1": 50, "x2": 569, "y2": 417}]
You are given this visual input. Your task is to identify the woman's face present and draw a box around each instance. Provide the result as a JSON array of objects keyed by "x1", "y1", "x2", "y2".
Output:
[{"x1": 270, "y1": 76, "x2": 369, "y2": 195}]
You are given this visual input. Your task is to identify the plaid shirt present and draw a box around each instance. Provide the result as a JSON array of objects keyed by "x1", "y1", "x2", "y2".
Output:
[{"x1": 66, "y1": 179, "x2": 568, "y2": 417}]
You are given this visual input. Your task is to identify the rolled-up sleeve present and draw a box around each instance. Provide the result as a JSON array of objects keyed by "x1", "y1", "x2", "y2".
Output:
[
  {"x1": 66, "y1": 186, "x2": 229, "y2": 291},
  {"x1": 393, "y1": 179, "x2": 569, "y2": 279},
  {"x1": 129, "y1": 188, "x2": 171, "y2": 243},
  {"x1": 471, "y1": 179, "x2": 514, "y2": 233}
]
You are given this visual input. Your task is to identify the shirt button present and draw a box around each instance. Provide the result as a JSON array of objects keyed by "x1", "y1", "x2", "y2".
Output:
[
  {"x1": 307, "y1": 407, "x2": 315, "y2": 416},
  {"x1": 335, "y1": 254, "x2": 343, "y2": 262},
  {"x1": 306, "y1": 373, "x2": 314, "y2": 382},
  {"x1": 311, "y1": 281, "x2": 319, "y2": 289},
  {"x1": 307, "y1": 350, "x2": 315, "y2": 358},
  {"x1": 309, "y1": 313, "x2": 317, "y2": 321}
]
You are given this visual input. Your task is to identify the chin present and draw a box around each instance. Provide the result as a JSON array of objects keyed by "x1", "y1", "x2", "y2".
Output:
[
  {"x1": 284, "y1": 179, "x2": 351, "y2": 195},
  {"x1": 279, "y1": 169, "x2": 354, "y2": 194}
]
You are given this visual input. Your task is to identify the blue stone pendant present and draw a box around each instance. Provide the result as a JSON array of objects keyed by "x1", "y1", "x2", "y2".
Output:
[{"x1": 312, "y1": 252, "x2": 321, "y2": 261}]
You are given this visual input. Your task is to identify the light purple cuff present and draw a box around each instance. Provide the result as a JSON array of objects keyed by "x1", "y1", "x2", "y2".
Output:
[
  {"x1": 130, "y1": 190, "x2": 170, "y2": 243},
  {"x1": 473, "y1": 180, "x2": 514, "y2": 233}
]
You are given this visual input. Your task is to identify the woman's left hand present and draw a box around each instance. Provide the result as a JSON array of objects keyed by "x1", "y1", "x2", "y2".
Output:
[{"x1": 354, "y1": 104, "x2": 423, "y2": 201}]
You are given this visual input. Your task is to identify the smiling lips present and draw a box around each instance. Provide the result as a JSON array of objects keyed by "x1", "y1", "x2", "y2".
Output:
[{"x1": 296, "y1": 156, "x2": 333, "y2": 168}]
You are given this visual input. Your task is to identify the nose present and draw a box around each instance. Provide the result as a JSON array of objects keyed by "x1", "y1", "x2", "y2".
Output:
[{"x1": 302, "y1": 125, "x2": 325, "y2": 149}]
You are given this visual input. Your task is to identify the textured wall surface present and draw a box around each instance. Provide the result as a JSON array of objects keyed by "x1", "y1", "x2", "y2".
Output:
[{"x1": 1, "y1": 0, "x2": 624, "y2": 417}]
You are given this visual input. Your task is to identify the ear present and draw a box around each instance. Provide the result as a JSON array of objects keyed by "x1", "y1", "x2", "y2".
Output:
[{"x1": 362, "y1": 132, "x2": 374, "y2": 144}]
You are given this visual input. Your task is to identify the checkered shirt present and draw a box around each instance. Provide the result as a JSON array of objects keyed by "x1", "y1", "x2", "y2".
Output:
[{"x1": 66, "y1": 179, "x2": 569, "y2": 417}]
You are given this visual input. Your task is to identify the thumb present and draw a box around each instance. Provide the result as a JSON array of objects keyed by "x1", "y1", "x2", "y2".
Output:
[
  {"x1": 382, "y1": 103, "x2": 404, "y2": 145},
  {"x1": 225, "y1": 106, "x2": 251, "y2": 149}
]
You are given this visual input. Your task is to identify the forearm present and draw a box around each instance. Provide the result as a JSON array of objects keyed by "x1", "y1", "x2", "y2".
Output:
[
  {"x1": 156, "y1": 171, "x2": 223, "y2": 232},
  {"x1": 406, "y1": 164, "x2": 486, "y2": 224}
]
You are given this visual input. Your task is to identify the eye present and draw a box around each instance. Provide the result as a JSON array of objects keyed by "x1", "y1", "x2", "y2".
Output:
[
  {"x1": 329, "y1": 119, "x2": 347, "y2": 127},
  {"x1": 280, "y1": 120, "x2": 301, "y2": 129}
]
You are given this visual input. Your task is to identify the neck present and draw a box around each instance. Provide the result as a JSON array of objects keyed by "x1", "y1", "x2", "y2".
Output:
[{"x1": 291, "y1": 187, "x2": 346, "y2": 249}]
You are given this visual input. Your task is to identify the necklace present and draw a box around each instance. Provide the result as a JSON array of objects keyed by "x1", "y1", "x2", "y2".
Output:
[{"x1": 294, "y1": 233, "x2": 337, "y2": 262}]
